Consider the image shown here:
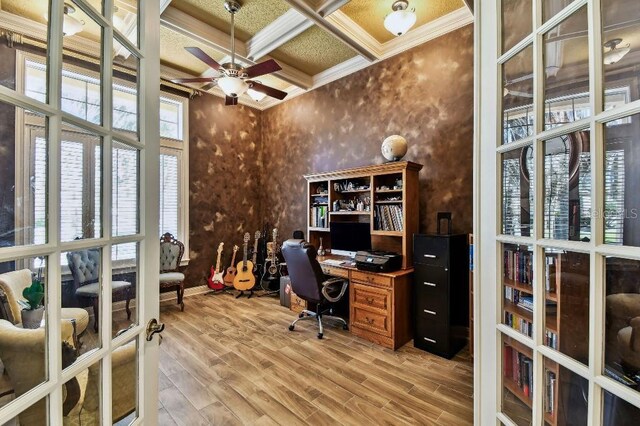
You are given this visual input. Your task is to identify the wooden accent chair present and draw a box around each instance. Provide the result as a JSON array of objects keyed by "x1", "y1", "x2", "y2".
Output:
[
  {"x1": 66, "y1": 249, "x2": 132, "y2": 332},
  {"x1": 159, "y1": 233, "x2": 186, "y2": 311}
]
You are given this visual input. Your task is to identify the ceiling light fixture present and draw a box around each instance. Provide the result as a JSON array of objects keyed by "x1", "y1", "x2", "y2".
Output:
[
  {"x1": 603, "y1": 38, "x2": 630, "y2": 65},
  {"x1": 45, "y1": 3, "x2": 85, "y2": 37},
  {"x1": 384, "y1": 0, "x2": 417, "y2": 37},
  {"x1": 247, "y1": 82, "x2": 267, "y2": 102}
]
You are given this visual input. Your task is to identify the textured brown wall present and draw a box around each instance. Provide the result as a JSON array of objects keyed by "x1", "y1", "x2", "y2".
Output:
[
  {"x1": 260, "y1": 25, "x2": 475, "y2": 240},
  {"x1": 185, "y1": 94, "x2": 263, "y2": 286}
]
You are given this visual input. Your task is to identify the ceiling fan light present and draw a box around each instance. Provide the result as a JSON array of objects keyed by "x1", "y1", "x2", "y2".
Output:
[
  {"x1": 63, "y1": 14, "x2": 84, "y2": 36},
  {"x1": 384, "y1": 1, "x2": 416, "y2": 37},
  {"x1": 247, "y1": 87, "x2": 266, "y2": 102},
  {"x1": 604, "y1": 45, "x2": 630, "y2": 65},
  {"x1": 218, "y1": 76, "x2": 248, "y2": 97}
]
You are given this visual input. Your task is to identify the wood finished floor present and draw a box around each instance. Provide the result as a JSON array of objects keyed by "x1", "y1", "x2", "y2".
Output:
[{"x1": 157, "y1": 292, "x2": 474, "y2": 426}]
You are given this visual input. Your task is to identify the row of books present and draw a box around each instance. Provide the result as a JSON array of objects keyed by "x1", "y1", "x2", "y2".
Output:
[
  {"x1": 545, "y1": 370, "x2": 557, "y2": 414},
  {"x1": 374, "y1": 205, "x2": 403, "y2": 231},
  {"x1": 504, "y1": 249, "x2": 533, "y2": 285},
  {"x1": 504, "y1": 288, "x2": 533, "y2": 312},
  {"x1": 504, "y1": 345, "x2": 534, "y2": 398},
  {"x1": 504, "y1": 311, "x2": 533, "y2": 337},
  {"x1": 311, "y1": 205, "x2": 328, "y2": 228},
  {"x1": 545, "y1": 330, "x2": 558, "y2": 350}
]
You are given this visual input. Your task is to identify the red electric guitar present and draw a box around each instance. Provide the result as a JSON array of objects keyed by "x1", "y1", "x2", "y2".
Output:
[{"x1": 207, "y1": 243, "x2": 225, "y2": 291}]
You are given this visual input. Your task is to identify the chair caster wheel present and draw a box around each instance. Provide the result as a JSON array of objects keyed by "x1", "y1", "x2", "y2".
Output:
[
  {"x1": 317, "y1": 333, "x2": 323, "y2": 339},
  {"x1": 289, "y1": 325, "x2": 295, "y2": 331},
  {"x1": 343, "y1": 324, "x2": 349, "y2": 330},
  {"x1": 298, "y1": 313, "x2": 304, "y2": 318}
]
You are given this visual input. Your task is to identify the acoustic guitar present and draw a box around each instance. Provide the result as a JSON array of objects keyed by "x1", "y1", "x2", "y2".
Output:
[
  {"x1": 260, "y1": 228, "x2": 280, "y2": 291},
  {"x1": 233, "y1": 232, "x2": 255, "y2": 296},
  {"x1": 207, "y1": 242, "x2": 225, "y2": 291},
  {"x1": 223, "y1": 245, "x2": 239, "y2": 288}
]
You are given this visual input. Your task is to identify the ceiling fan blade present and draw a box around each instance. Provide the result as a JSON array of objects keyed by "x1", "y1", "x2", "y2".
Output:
[
  {"x1": 225, "y1": 96, "x2": 238, "y2": 106},
  {"x1": 185, "y1": 47, "x2": 222, "y2": 71},
  {"x1": 249, "y1": 82, "x2": 287, "y2": 101},
  {"x1": 509, "y1": 90, "x2": 534, "y2": 99},
  {"x1": 200, "y1": 82, "x2": 217, "y2": 92},
  {"x1": 170, "y1": 77, "x2": 216, "y2": 84},
  {"x1": 242, "y1": 59, "x2": 282, "y2": 78}
]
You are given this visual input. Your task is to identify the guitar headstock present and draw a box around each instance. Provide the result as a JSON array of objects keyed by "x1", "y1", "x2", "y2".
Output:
[
  {"x1": 232, "y1": 245, "x2": 239, "y2": 252},
  {"x1": 243, "y1": 232, "x2": 250, "y2": 244},
  {"x1": 217, "y1": 242, "x2": 224, "y2": 253},
  {"x1": 254, "y1": 230, "x2": 261, "y2": 241},
  {"x1": 272, "y1": 228, "x2": 278, "y2": 242}
]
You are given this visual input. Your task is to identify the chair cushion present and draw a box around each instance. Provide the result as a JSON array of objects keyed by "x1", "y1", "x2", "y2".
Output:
[
  {"x1": 160, "y1": 243, "x2": 182, "y2": 271},
  {"x1": 61, "y1": 308, "x2": 89, "y2": 335},
  {"x1": 76, "y1": 281, "x2": 131, "y2": 297},
  {"x1": 159, "y1": 272, "x2": 185, "y2": 283}
]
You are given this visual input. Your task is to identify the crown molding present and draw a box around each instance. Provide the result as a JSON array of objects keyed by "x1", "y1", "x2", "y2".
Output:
[
  {"x1": 245, "y1": 9, "x2": 313, "y2": 61},
  {"x1": 325, "y1": 11, "x2": 383, "y2": 57},
  {"x1": 160, "y1": 5, "x2": 313, "y2": 90},
  {"x1": 159, "y1": 0, "x2": 173, "y2": 14},
  {"x1": 316, "y1": 0, "x2": 352, "y2": 17}
]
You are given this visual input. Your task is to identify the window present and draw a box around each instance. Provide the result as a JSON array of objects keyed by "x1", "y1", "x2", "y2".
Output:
[{"x1": 22, "y1": 55, "x2": 189, "y2": 262}]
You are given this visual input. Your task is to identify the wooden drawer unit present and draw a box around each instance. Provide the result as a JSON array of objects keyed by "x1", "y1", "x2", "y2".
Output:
[
  {"x1": 413, "y1": 234, "x2": 469, "y2": 359},
  {"x1": 352, "y1": 306, "x2": 391, "y2": 336},
  {"x1": 352, "y1": 283, "x2": 390, "y2": 312},
  {"x1": 351, "y1": 270, "x2": 392, "y2": 287},
  {"x1": 321, "y1": 265, "x2": 349, "y2": 278}
]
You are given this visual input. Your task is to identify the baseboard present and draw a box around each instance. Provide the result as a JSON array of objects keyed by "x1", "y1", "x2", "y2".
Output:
[{"x1": 112, "y1": 284, "x2": 210, "y2": 312}]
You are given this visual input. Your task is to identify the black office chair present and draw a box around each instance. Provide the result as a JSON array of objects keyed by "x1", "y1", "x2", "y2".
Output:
[{"x1": 281, "y1": 239, "x2": 348, "y2": 339}]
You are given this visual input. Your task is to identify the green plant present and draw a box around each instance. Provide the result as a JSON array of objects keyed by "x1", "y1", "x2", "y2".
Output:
[{"x1": 22, "y1": 279, "x2": 44, "y2": 310}]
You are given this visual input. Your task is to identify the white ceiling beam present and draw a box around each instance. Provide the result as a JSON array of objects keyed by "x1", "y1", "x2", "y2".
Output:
[
  {"x1": 281, "y1": 0, "x2": 378, "y2": 61},
  {"x1": 316, "y1": 0, "x2": 351, "y2": 17},
  {"x1": 160, "y1": 5, "x2": 313, "y2": 89},
  {"x1": 245, "y1": 9, "x2": 313, "y2": 61},
  {"x1": 160, "y1": 0, "x2": 173, "y2": 14}
]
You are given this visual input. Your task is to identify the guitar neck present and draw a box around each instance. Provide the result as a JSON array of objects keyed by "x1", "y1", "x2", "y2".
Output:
[{"x1": 243, "y1": 244, "x2": 248, "y2": 268}]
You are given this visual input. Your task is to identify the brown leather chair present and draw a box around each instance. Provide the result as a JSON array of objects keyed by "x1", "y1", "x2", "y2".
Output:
[{"x1": 281, "y1": 239, "x2": 348, "y2": 339}]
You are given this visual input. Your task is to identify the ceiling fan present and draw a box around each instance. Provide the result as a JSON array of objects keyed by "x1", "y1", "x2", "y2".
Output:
[{"x1": 170, "y1": 0, "x2": 287, "y2": 105}]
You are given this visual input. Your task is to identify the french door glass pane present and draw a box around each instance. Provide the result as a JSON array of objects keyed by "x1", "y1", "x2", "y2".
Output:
[
  {"x1": 502, "y1": 0, "x2": 532, "y2": 54},
  {"x1": 543, "y1": 249, "x2": 589, "y2": 365},
  {"x1": 113, "y1": 0, "x2": 139, "y2": 47},
  {"x1": 542, "y1": 359, "x2": 589, "y2": 425},
  {"x1": 502, "y1": 334, "x2": 533, "y2": 425},
  {"x1": 113, "y1": 37, "x2": 140, "y2": 140},
  {"x1": 503, "y1": 45, "x2": 534, "y2": 144},
  {"x1": 5, "y1": 396, "x2": 48, "y2": 426},
  {"x1": 602, "y1": 0, "x2": 640, "y2": 106},
  {"x1": 62, "y1": 11, "x2": 103, "y2": 126},
  {"x1": 603, "y1": 112, "x2": 640, "y2": 247},
  {"x1": 63, "y1": 358, "x2": 102, "y2": 424},
  {"x1": 160, "y1": 98, "x2": 183, "y2": 140},
  {"x1": 59, "y1": 125, "x2": 102, "y2": 242},
  {"x1": 0, "y1": 102, "x2": 48, "y2": 247},
  {"x1": 112, "y1": 141, "x2": 139, "y2": 237},
  {"x1": 602, "y1": 389, "x2": 640, "y2": 425},
  {"x1": 112, "y1": 338, "x2": 138, "y2": 424},
  {"x1": 543, "y1": 6, "x2": 591, "y2": 130},
  {"x1": 604, "y1": 257, "x2": 640, "y2": 393},
  {"x1": 0, "y1": 256, "x2": 48, "y2": 412},
  {"x1": 502, "y1": 146, "x2": 534, "y2": 236},
  {"x1": 542, "y1": 0, "x2": 575, "y2": 23},
  {"x1": 503, "y1": 244, "x2": 534, "y2": 338},
  {"x1": 112, "y1": 243, "x2": 137, "y2": 337},
  {"x1": 543, "y1": 130, "x2": 591, "y2": 241}
]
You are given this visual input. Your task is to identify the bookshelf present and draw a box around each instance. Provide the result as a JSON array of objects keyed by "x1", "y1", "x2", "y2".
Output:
[
  {"x1": 304, "y1": 161, "x2": 422, "y2": 269},
  {"x1": 502, "y1": 247, "x2": 590, "y2": 425}
]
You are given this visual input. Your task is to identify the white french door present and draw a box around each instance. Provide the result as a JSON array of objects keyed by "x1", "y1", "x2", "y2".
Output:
[
  {"x1": 477, "y1": 0, "x2": 640, "y2": 424},
  {"x1": 0, "y1": 0, "x2": 161, "y2": 424}
]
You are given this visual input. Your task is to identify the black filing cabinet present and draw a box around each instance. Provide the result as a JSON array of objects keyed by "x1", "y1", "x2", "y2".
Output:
[{"x1": 413, "y1": 234, "x2": 469, "y2": 358}]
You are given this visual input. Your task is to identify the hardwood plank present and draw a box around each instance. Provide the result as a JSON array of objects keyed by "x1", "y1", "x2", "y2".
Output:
[
  {"x1": 199, "y1": 401, "x2": 242, "y2": 426},
  {"x1": 247, "y1": 389, "x2": 307, "y2": 426},
  {"x1": 206, "y1": 380, "x2": 263, "y2": 424},
  {"x1": 168, "y1": 370, "x2": 220, "y2": 410},
  {"x1": 254, "y1": 374, "x2": 319, "y2": 420},
  {"x1": 158, "y1": 387, "x2": 209, "y2": 426},
  {"x1": 158, "y1": 407, "x2": 178, "y2": 426}
]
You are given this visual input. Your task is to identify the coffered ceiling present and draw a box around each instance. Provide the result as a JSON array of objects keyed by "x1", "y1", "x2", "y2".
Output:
[{"x1": 0, "y1": 0, "x2": 474, "y2": 110}]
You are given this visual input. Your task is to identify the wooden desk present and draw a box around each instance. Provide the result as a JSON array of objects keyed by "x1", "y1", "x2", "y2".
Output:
[{"x1": 319, "y1": 255, "x2": 413, "y2": 350}]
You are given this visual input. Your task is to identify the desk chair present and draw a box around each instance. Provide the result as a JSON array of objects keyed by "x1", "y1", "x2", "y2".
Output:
[{"x1": 281, "y1": 239, "x2": 348, "y2": 339}]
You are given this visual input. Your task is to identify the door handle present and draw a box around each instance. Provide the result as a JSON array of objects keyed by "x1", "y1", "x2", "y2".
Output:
[
  {"x1": 146, "y1": 318, "x2": 165, "y2": 343},
  {"x1": 423, "y1": 254, "x2": 437, "y2": 258},
  {"x1": 423, "y1": 282, "x2": 436, "y2": 287}
]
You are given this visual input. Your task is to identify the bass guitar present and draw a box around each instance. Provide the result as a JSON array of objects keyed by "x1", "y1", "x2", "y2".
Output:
[
  {"x1": 233, "y1": 232, "x2": 256, "y2": 297},
  {"x1": 207, "y1": 242, "x2": 225, "y2": 291},
  {"x1": 261, "y1": 228, "x2": 280, "y2": 291},
  {"x1": 223, "y1": 245, "x2": 239, "y2": 288}
]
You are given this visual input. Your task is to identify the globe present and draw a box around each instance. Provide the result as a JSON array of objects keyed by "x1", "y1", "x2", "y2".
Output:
[{"x1": 381, "y1": 135, "x2": 408, "y2": 161}]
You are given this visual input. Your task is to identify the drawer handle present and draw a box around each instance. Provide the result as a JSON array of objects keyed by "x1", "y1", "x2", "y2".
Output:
[
  {"x1": 423, "y1": 337, "x2": 437, "y2": 343},
  {"x1": 365, "y1": 317, "x2": 374, "y2": 325},
  {"x1": 423, "y1": 309, "x2": 437, "y2": 315},
  {"x1": 423, "y1": 254, "x2": 437, "y2": 259},
  {"x1": 365, "y1": 297, "x2": 375, "y2": 305},
  {"x1": 423, "y1": 282, "x2": 436, "y2": 287}
]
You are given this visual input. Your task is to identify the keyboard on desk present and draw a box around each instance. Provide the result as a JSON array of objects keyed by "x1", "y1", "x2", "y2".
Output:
[{"x1": 321, "y1": 259, "x2": 345, "y2": 266}]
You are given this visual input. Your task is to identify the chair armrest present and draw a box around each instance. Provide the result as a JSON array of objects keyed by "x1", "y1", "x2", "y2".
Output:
[
  {"x1": 630, "y1": 316, "x2": 640, "y2": 352},
  {"x1": 321, "y1": 278, "x2": 348, "y2": 303}
]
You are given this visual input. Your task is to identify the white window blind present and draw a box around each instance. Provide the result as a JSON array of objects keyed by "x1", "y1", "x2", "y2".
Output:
[
  {"x1": 112, "y1": 142, "x2": 139, "y2": 261},
  {"x1": 604, "y1": 150, "x2": 625, "y2": 245},
  {"x1": 160, "y1": 150, "x2": 180, "y2": 237},
  {"x1": 544, "y1": 150, "x2": 570, "y2": 239},
  {"x1": 33, "y1": 137, "x2": 47, "y2": 245},
  {"x1": 60, "y1": 140, "x2": 85, "y2": 242}
]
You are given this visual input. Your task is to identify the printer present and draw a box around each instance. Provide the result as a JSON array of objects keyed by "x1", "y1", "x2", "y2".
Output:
[{"x1": 355, "y1": 250, "x2": 403, "y2": 272}]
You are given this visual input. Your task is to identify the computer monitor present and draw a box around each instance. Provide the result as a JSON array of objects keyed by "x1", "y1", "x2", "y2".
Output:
[{"x1": 329, "y1": 222, "x2": 371, "y2": 258}]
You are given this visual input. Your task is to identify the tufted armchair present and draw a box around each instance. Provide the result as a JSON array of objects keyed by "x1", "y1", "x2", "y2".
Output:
[
  {"x1": 159, "y1": 233, "x2": 186, "y2": 311},
  {"x1": 66, "y1": 249, "x2": 132, "y2": 332},
  {"x1": 0, "y1": 269, "x2": 89, "y2": 347}
]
